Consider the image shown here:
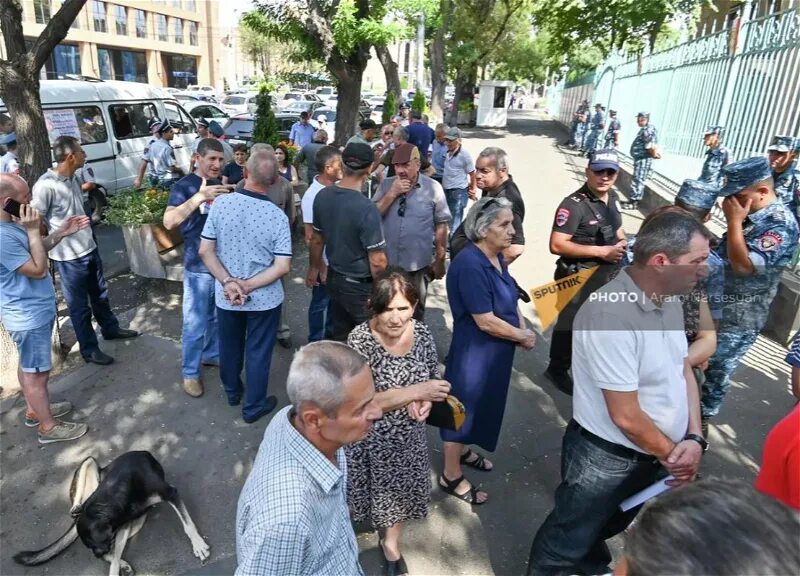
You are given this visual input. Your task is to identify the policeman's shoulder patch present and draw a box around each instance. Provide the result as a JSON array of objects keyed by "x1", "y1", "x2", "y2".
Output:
[
  {"x1": 143, "y1": 147, "x2": 150, "y2": 154},
  {"x1": 555, "y1": 208, "x2": 570, "y2": 227},
  {"x1": 86, "y1": 167, "x2": 94, "y2": 177},
  {"x1": 758, "y1": 230, "x2": 783, "y2": 252}
]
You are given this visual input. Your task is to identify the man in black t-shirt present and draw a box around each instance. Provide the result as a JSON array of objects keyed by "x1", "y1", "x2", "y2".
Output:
[
  {"x1": 309, "y1": 142, "x2": 388, "y2": 341},
  {"x1": 545, "y1": 149, "x2": 627, "y2": 395},
  {"x1": 450, "y1": 147, "x2": 525, "y2": 264}
]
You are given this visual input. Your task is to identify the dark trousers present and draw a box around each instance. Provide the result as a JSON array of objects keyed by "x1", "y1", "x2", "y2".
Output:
[
  {"x1": 407, "y1": 266, "x2": 432, "y2": 321},
  {"x1": 527, "y1": 421, "x2": 665, "y2": 576},
  {"x1": 327, "y1": 272, "x2": 372, "y2": 342},
  {"x1": 217, "y1": 305, "x2": 280, "y2": 421},
  {"x1": 56, "y1": 249, "x2": 120, "y2": 359},
  {"x1": 308, "y1": 279, "x2": 333, "y2": 342}
]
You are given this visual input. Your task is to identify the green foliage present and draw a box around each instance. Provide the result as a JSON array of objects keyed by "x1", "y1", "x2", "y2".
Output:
[
  {"x1": 493, "y1": 30, "x2": 561, "y2": 84},
  {"x1": 400, "y1": 76, "x2": 409, "y2": 90},
  {"x1": 458, "y1": 100, "x2": 475, "y2": 112},
  {"x1": 105, "y1": 186, "x2": 169, "y2": 226},
  {"x1": 382, "y1": 92, "x2": 396, "y2": 125},
  {"x1": 252, "y1": 86, "x2": 280, "y2": 148},
  {"x1": 411, "y1": 90, "x2": 427, "y2": 114}
]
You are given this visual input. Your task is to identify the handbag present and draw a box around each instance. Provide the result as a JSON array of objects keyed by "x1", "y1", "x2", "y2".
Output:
[{"x1": 426, "y1": 395, "x2": 466, "y2": 431}]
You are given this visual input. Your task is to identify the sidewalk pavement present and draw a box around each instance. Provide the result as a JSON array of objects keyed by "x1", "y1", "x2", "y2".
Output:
[{"x1": 1, "y1": 111, "x2": 795, "y2": 576}]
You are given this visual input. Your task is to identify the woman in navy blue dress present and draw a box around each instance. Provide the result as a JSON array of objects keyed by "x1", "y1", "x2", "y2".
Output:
[{"x1": 440, "y1": 197, "x2": 536, "y2": 505}]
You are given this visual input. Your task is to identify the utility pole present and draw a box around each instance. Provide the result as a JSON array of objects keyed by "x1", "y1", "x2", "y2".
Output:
[{"x1": 416, "y1": 12, "x2": 425, "y2": 91}]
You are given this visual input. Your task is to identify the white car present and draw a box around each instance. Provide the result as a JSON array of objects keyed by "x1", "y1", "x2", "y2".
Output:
[
  {"x1": 368, "y1": 96, "x2": 385, "y2": 109},
  {"x1": 278, "y1": 92, "x2": 321, "y2": 110},
  {"x1": 370, "y1": 104, "x2": 384, "y2": 124},
  {"x1": 220, "y1": 93, "x2": 257, "y2": 115},
  {"x1": 186, "y1": 85, "x2": 217, "y2": 98},
  {"x1": 181, "y1": 101, "x2": 230, "y2": 127}
]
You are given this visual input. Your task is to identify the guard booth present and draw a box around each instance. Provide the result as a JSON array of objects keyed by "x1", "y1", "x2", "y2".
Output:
[{"x1": 476, "y1": 80, "x2": 515, "y2": 128}]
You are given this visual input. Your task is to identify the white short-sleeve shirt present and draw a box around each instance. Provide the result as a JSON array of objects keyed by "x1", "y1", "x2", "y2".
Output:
[{"x1": 572, "y1": 268, "x2": 689, "y2": 453}]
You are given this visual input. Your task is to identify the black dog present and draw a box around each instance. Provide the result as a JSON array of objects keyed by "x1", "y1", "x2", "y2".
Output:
[{"x1": 14, "y1": 451, "x2": 210, "y2": 576}]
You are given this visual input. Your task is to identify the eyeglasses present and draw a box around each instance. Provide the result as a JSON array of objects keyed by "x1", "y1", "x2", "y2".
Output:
[
  {"x1": 591, "y1": 168, "x2": 617, "y2": 177},
  {"x1": 398, "y1": 195, "x2": 407, "y2": 217},
  {"x1": 383, "y1": 131, "x2": 393, "y2": 136}
]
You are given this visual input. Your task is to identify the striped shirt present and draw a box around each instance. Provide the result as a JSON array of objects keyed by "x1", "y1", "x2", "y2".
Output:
[
  {"x1": 787, "y1": 337, "x2": 800, "y2": 368},
  {"x1": 236, "y1": 406, "x2": 363, "y2": 576}
]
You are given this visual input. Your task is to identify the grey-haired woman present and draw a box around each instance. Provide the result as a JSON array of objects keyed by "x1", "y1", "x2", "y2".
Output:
[{"x1": 439, "y1": 197, "x2": 535, "y2": 505}]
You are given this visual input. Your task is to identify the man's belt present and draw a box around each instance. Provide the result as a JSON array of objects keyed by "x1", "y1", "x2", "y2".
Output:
[
  {"x1": 329, "y1": 269, "x2": 373, "y2": 283},
  {"x1": 569, "y1": 420, "x2": 659, "y2": 463}
]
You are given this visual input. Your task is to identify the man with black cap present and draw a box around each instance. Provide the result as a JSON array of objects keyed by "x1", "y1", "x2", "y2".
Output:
[
  {"x1": 701, "y1": 156, "x2": 799, "y2": 426},
  {"x1": 289, "y1": 111, "x2": 315, "y2": 148},
  {"x1": 372, "y1": 142, "x2": 450, "y2": 319},
  {"x1": 308, "y1": 142, "x2": 388, "y2": 341},
  {"x1": 347, "y1": 118, "x2": 378, "y2": 146},
  {"x1": 407, "y1": 109, "x2": 435, "y2": 160},
  {"x1": 148, "y1": 120, "x2": 185, "y2": 188},
  {"x1": 622, "y1": 112, "x2": 659, "y2": 211},
  {"x1": 208, "y1": 120, "x2": 234, "y2": 164},
  {"x1": 398, "y1": 102, "x2": 411, "y2": 127},
  {"x1": 603, "y1": 110, "x2": 620, "y2": 149},
  {"x1": 133, "y1": 117, "x2": 162, "y2": 188},
  {"x1": 0, "y1": 132, "x2": 19, "y2": 174},
  {"x1": 767, "y1": 135, "x2": 798, "y2": 217},
  {"x1": 698, "y1": 125, "x2": 729, "y2": 190},
  {"x1": 545, "y1": 149, "x2": 627, "y2": 394}
]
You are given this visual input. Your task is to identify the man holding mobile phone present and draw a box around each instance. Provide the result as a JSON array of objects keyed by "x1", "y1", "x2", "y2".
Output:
[
  {"x1": 1, "y1": 174, "x2": 90, "y2": 444},
  {"x1": 163, "y1": 138, "x2": 233, "y2": 398}
]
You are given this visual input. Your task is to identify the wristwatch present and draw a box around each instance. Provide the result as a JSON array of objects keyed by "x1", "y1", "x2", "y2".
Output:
[{"x1": 684, "y1": 433, "x2": 708, "y2": 452}]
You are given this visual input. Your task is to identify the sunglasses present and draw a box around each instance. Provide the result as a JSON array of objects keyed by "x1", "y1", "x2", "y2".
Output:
[{"x1": 591, "y1": 168, "x2": 617, "y2": 177}]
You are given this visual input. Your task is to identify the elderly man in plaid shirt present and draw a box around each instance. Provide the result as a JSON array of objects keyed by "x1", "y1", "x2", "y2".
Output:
[{"x1": 235, "y1": 342, "x2": 382, "y2": 575}]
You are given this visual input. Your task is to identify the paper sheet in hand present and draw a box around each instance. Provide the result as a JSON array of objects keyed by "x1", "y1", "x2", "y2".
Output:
[{"x1": 619, "y1": 476, "x2": 674, "y2": 511}]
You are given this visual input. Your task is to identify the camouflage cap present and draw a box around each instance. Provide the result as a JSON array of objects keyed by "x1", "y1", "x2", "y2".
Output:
[
  {"x1": 676, "y1": 179, "x2": 718, "y2": 210},
  {"x1": 637, "y1": 111, "x2": 650, "y2": 118},
  {"x1": 703, "y1": 125, "x2": 724, "y2": 136},
  {"x1": 719, "y1": 156, "x2": 773, "y2": 197},
  {"x1": 767, "y1": 135, "x2": 796, "y2": 153}
]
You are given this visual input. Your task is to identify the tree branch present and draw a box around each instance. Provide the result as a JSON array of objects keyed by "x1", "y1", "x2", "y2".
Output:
[
  {"x1": 31, "y1": 0, "x2": 87, "y2": 73},
  {"x1": 476, "y1": 0, "x2": 523, "y2": 62},
  {"x1": 0, "y1": 0, "x2": 28, "y2": 67}
]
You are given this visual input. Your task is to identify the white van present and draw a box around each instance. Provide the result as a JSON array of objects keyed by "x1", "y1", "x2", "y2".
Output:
[{"x1": 0, "y1": 79, "x2": 198, "y2": 221}]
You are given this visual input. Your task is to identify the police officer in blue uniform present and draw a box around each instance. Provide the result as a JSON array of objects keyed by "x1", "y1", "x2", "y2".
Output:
[
  {"x1": 134, "y1": 117, "x2": 162, "y2": 188},
  {"x1": 767, "y1": 135, "x2": 798, "y2": 217},
  {"x1": 604, "y1": 110, "x2": 620, "y2": 149},
  {"x1": 701, "y1": 157, "x2": 799, "y2": 426},
  {"x1": 622, "y1": 112, "x2": 659, "y2": 211},
  {"x1": 546, "y1": 149, "x2": 627, "y2": 394},
  {"x1": 699, "y1": 125, "x2": 730, "y2": 189},
  {"x1": 566, "y1": 102, "x2": 588, "y2": 147},
  {"x1": 573, "y1": 110, "x2": 588, "y2": 152},
  {"x1": 583, "y1": 103, "x2": 605, "y2": 155},
  {"x1": 148, "y1": 120, "x2": 185, "y2": 188}
]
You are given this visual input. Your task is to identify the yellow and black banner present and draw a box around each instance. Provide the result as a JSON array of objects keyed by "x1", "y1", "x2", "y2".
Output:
[{"x1": 530, "y1": 268, "x2": 598, "y2": 331}]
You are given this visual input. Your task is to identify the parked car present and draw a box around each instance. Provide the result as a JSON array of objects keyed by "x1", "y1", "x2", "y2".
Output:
[
  {"x1": 186, "y1": 85, "x2": 217, "y2": 99},
  {"x1": 310, "y1": 107, "x2": 366, "y2": 144},
  {"x1": 220, "y1": 93, "x2": 257, "y2": 115},
  {"x1": 222, "y1": 114, "x2": 255, "y2": 148},
  {"x1": 315, "y1": 86, "x2": 336, "y2": 98},
  {"x1": 358, "y1": 99, "x2": 372, "y2": 118},
  {"x1": 181, "y1": 100, "x2": 230, "y2": 126},
  {"x1": 367, "y1": 96, "x2": 385, "y2": 108},
  {"x1": 283, "y1": 100, "x2": 326, "y2": 116},
  {"x1": 0, "y1": 79, "x2": 198, "y2": 222},
  {"x1": 370, "y1": 104, "x2": 384, "y2": 124}
]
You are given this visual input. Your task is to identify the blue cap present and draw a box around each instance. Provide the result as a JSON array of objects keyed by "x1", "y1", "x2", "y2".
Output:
[
  {"x1": 703, "y1": 125, "x2": 723, "y2": 136},
  {"x1": 208, "y1": 120, "x2": 224, "y2": 137},
  {"x1": 719, "y1": 157, "x2": 773, "y2": 197},
  {"x1": 148, "y1": 117, "x2": 161, "y2": 131},
  {"x1": 156, "y1": 119, "x2": 173, "y2": 134},
  {"x1": 767, "y1": 135, "x2": 796, "y2": 153},
  {"x1": 196, "y1": 117, "x2": 210, "y2": 128},
  {"x1": 588, "y1": 148, "x2": 620, "y2": 171},
  {"x1": 676, "y1": 179, "x2": 718, "y2": 211},
  {"x1": 0, "y1": 131, "x2": 17, "y2": 145},
  {"x1": 637, "y1": 111, "x2": 650, "y2": 118}
]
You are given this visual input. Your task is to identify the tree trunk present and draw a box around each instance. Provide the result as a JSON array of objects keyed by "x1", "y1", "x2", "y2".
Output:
[
  {"x1": 331, "y1": 55, "x2": 367, "y2": 148},
  {"x1": 374, "y1": 44, "x2": 402, "y2": 104},
  {"x1": 449, "y1": 67, "x2": 476, "y2": 126},
  {"x1": 429, "y1": 0, "x2": 452, "y2": 125}
]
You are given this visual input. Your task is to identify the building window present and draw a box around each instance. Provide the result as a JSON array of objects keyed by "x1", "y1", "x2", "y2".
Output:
[
  {"x1": 174, "y1": 18, "x2": 183, "y2": 44},
  {"x1": 92, "y1": 1, "x2": 106, "y2": 33},
  {"x1": 114, "y1": 5, "x2": 127, "y2": 35},
  {"x1": 135, "y1": 10, "x2": 146, "y2": 38},
  {"x1": 157, "y1": 14, "x2": 168, "y2": 41},
  {"x1": 186, "y1": 0, "x2": 196, "y2": 11},
  {"x1": 49, "y1": 44, "x2": 81, "y2": 78},
  {"x1": 188, "y1": 22, "x2": 198, "y2": 46},
  {"x1": 172, "y1": 0, "x2": 182, "y2": 8},
  {"x1": 33, "y1": 0, "x2": 51, "y2": 24},
  {"x1": 162, "y1": 53, "x2": 197, "y2": 89}
]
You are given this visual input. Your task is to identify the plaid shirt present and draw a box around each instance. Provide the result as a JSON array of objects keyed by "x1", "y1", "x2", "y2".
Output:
[{"x1": 235, "y1": 406, "x2": 363, "y2": 576}]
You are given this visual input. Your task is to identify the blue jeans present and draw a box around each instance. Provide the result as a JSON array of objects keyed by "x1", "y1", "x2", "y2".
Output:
[
  {"x1": 182, "y1": 271, "x2": 219, "y2": 378},
  {"x1": 9, "y1": 316, "x2": 55, "y2": 373},
  {"x1": 217, "y1": 305, "x2": 281, "y2": 421},
  {"x1": 56, "y1": 249, "x2": 120, "y2": 359},
  {"x1": 308, "y1": 280, "x2": 333, "y2": 342},
  {"x1": 527, "y1": 421, "x2": 665, "y2": 576},
  {"x1": 445, "y1": 187, "x2": 469, "y2": 237}
]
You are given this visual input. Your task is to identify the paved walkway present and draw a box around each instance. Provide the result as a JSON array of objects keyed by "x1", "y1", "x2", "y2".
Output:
[{"x1": 0, "y1": 111, "x2": 794, "y2": 576}]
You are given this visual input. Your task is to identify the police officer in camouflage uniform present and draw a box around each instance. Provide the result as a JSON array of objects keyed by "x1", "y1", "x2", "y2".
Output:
[
  {"x1": 699, "y1": 125, "x2": 729, "y2": 190},
  {"x1": 573, "y1": 110, "x2": 588, "y2": 152},
  {"x1": 545, "y1": 149, "x2": 627, "y2": 394},
  {"x1": 604, "y1": 110, "x2": 620, "y2": 149},
  {"x1": 701, "y1": 157, "x2": 799, "y2": 427},
  {"x1": 583, "y1": 104, "x2": 605, "y2": 155},
  {"x1": 767, "y1": 135, "x2": 798, "y2": 218},
  {"x1": 566, "y1": 102, "x2": 589, "y2": 147},
  {"x1": 622, "y1": 112, "x2": 659, "y2": 211}
]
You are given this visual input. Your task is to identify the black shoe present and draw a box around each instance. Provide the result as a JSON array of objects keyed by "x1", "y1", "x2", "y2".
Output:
[
  {"x1": 380, "y1": 540, "x2": 409, "y2": 576},
  {"x1": 277, "y1": 336, "x2": 292, "y2": 349},
  {"x1": 545, "y1": 367, "x2": 573, "y2": 396},
  {"x1": 84, "y1": 350, "x2": 114, "y2": 365},
  {"x1": 103, "y1": 328, "x2": 140, "y2": 340},
  {"x1": 620, "y1": 201, "x2": 640, "y2": 211},
  {"x1": 243, "y1": 396, "x2": 278, "y2": 423}
]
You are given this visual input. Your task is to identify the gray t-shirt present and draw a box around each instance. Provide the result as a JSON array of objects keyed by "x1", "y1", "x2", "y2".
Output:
[
  {"x1": 312, "y1": 185, "x2": 385, "y2": 278},
  {"x1": 31, "y1": 169, "x2": 96, "y2": 261},
  {"x1": 442, "y1": 145, "x2": 475, "y2": 190}
]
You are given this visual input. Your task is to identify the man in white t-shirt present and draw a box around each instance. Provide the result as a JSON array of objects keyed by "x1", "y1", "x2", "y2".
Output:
[
  {"x1": 528, "y1": 210, "x2": 711, "y2": 576},
  {"x1": 302, "y1": 145, "x2": 342, "y2": 342}
]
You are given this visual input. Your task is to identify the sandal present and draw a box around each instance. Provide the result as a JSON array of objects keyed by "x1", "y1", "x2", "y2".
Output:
[
  {"x1": 438, "y1": 474, "x2": 487, "y2": 505},
  {"x1": 460, "y1": 448, "x2": 493, "y2": 472}
]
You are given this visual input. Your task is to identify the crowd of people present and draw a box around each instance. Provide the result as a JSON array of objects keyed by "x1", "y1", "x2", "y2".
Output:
[{"x1": 1, "y1": 99, "x2": 799, "y2": 576}]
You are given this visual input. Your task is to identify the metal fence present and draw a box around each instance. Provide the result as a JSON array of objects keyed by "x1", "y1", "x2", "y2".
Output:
[{"x1": 549, "y1": 5, "x2": 800, "y2": 194}]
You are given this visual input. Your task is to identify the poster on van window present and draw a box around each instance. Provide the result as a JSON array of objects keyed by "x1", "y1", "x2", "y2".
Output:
[{"x1": 43, "y1": 109, "x2": 81, "y2": 144}]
